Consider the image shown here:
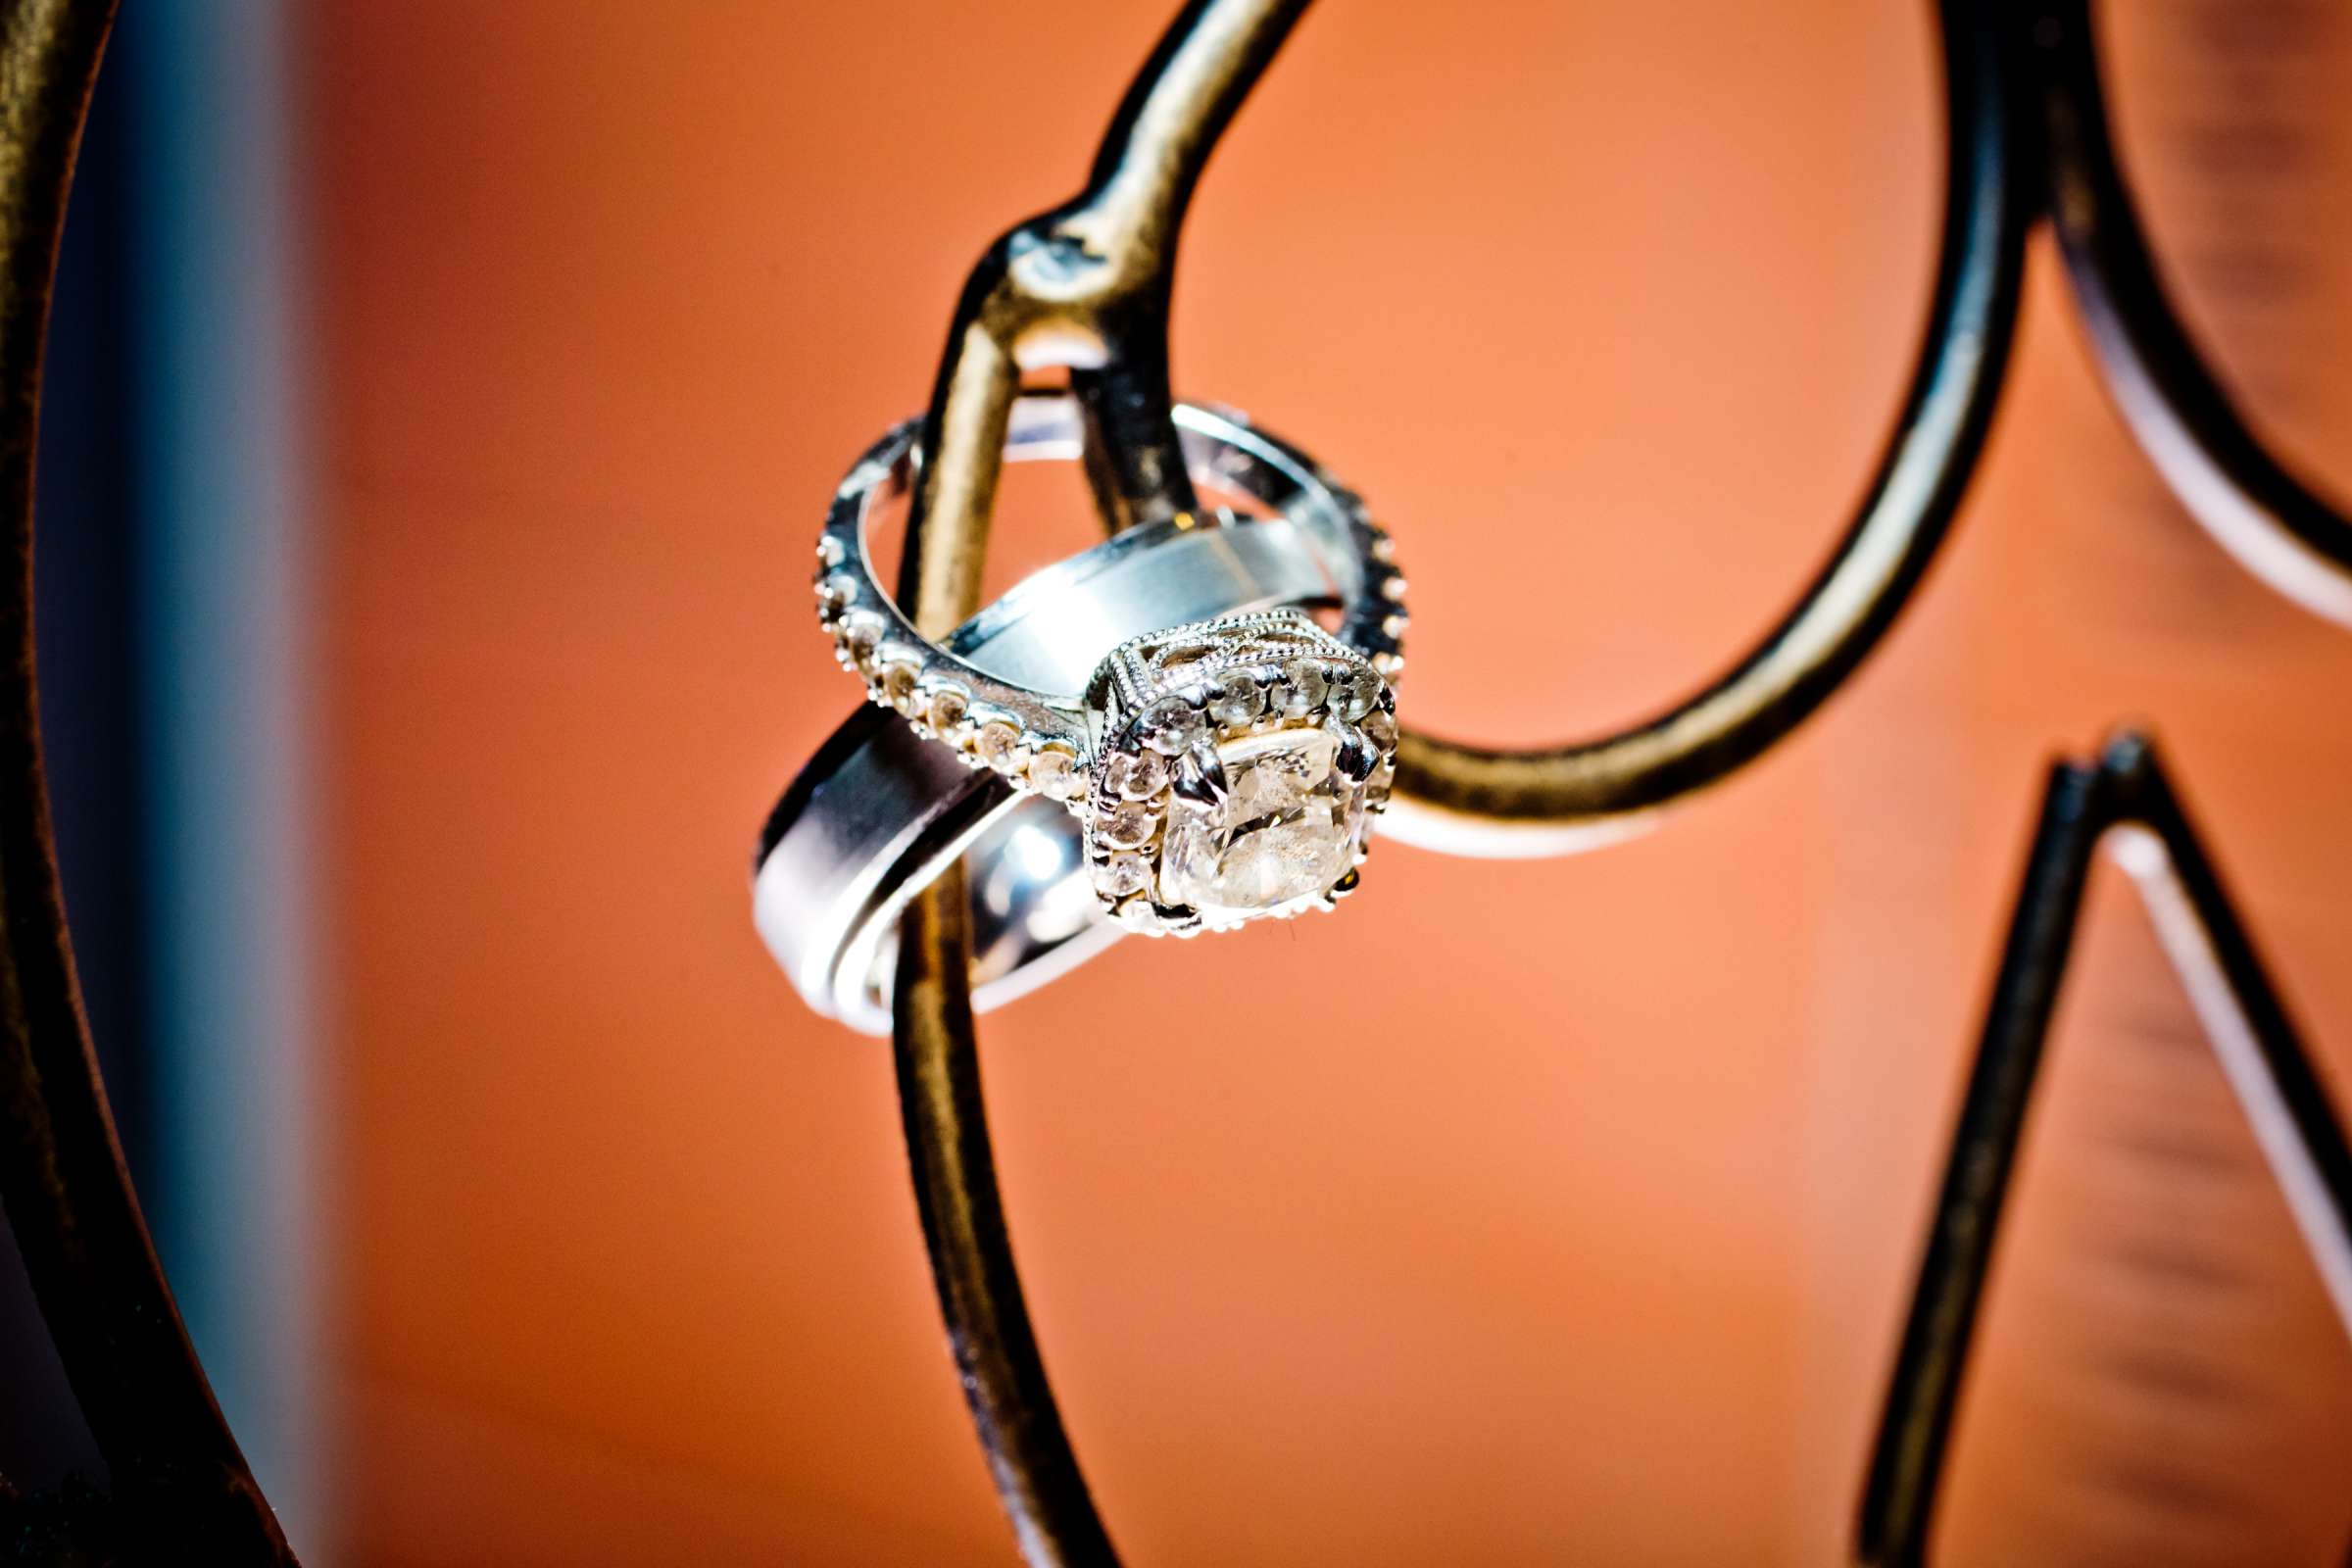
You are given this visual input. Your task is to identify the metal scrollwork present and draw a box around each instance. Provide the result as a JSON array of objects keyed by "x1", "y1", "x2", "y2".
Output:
[
  {"x1": 0, "y1": 0, "x2": 2347, "y2": 1561},
  {"x1": 883, "y1": 2, "x2": 2352, "y2": 1564}
]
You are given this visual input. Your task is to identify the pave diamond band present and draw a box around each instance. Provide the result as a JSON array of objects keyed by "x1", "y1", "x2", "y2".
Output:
[
  {"x1": 812, "y1": 396, "x2": 1405, "y2": 807},
  {"x1": 757, "y1": 394, "x2": 1406, "y2": 1030}
]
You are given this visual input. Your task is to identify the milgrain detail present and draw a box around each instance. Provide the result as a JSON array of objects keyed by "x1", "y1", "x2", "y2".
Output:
[{"x1": 811, "y1": 398, "x2": 1404, "y2": 808}]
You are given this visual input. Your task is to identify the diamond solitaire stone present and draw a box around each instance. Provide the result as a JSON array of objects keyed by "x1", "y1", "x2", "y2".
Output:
[{"x1": 1158, "y1": 727, "x2": 1367, "y2": 924}]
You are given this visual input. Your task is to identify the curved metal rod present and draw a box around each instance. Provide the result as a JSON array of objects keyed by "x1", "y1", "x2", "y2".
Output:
[
  {"x1": 889, "y1": 2, "x2": 2352, "y2": 1558},
  {"x1": 1388, "y1": 0, "x2": 2029, "y2": 854},
  {"x1": 2032, "y1": 0, "x2": 2352, "y2": 629},
  {"x1": 887, "y1": 9, "x2": 1314, "y2": 1557},
  {"x1": 882, "y1": 8, "x2": 1297, "y2": 1277},
  {"x1": 894, "y1": 869, "x2": 1121, "y2": 1566},
  {"x1": 1855, "y1": 732, "x2": 2352, "y2": 1566},
  {"x1": 895, "y1": 0, "x2": 2032, "y2": 857},
  {"x1": 890, "y1": 2, "x2": 2026, "y2": 1557},
  {"x1": 898, "y1": 0, "x2": 1311, "y2": 631},
  {"x1": 0, "y1": 0, "x2": 295, "y2": 1558}
]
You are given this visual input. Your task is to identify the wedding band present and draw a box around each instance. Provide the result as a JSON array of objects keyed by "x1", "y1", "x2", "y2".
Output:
[{"x1": 758, "y1": 394, "x2": 1404, "y2": 1031}]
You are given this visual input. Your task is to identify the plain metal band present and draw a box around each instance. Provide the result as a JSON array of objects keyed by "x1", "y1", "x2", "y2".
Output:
[{"x1": 759, "y1": 397, "x2": 1388, "y2": 1032}]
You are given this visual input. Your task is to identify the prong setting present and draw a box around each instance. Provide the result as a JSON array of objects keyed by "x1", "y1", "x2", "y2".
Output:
[
  {"x1": 1080, "y1": 610, "x2": 1397, "y2": 934},
  {"x1": 1171, "y1": 738, "x2": 1232, "y2": 811},
  {"x1": 1330, "y1": 718, "x2": 1379, "y2": 785},
  {"x1": 808, "y1": 402, "x2": 1406, "y2": 840}
]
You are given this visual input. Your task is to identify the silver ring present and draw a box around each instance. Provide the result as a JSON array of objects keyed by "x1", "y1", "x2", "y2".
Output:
[
  {"x1": 813, "y1": 399, "x2": 1405, "y2": 788},
  {"x1": 758, "y1": 394, "x2": 1404, "y2": 1032}
]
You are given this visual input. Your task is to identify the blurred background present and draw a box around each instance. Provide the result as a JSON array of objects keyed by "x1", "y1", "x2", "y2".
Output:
[{"x1": 2, "y1": 0, "x2": 2350, "y2": 1562}]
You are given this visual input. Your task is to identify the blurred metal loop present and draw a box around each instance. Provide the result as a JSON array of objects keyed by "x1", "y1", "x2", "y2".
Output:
[
  {"x1": 1856, "y1": 731, "x2": 2352, "y2": 1567},
  {"x1": 0, "y1": 0, "x2": 297, "y2": 1558},
  {"x1": 1387, "y1": 0, "x2": 2024, "y2": 853},
  {"x1": 2035, "y1": 0, "x2": 2352, "y2": 629}
]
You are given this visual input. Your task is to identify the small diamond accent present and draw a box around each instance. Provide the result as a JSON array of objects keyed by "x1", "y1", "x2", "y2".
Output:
[
  {"x1": 1141, "y1": 698, "x2": 1204, "y2": 756},
  {"x1": 1102, "y1": 803, "x2": 1156, "y2": 849},
  {"x1": 1029, "y1": 747, "x2": 1083, "y2": 801},
  {"x1": 1206, "y1": 670, "x2": 1266, "y2": 728},
  {"x1": 926, "y1": 686, "x2": 969, "y2": 733},
  {"x1": 1277, "y1": 660, "x2": 1327, "y2": 717},
  {"x1": 972, "y1": 721, "x2": 1027, "y2": 772},
  {"x1": 842, "y1": 612, "x2": 884, "y2": 663},
  {"x1": 882, "y1": 662, "x2": 921, "y2": 713},
  {"x1": 1103, "y1": 750, "x2": 1169, "y2": 801},
  {"x1": 1331, "y1": 667, "x2": 1380, "y2": 721}
]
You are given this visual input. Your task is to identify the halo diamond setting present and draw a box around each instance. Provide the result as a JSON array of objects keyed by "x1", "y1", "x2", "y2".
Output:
[{"x1": 1080, "y1": 610, "x2": 1396, "y2": 935}]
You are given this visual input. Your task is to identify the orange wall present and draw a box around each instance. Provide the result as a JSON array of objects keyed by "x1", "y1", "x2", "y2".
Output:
[{"x1": 310, "y1": 3, "x2": 2352, "y2": 1563}]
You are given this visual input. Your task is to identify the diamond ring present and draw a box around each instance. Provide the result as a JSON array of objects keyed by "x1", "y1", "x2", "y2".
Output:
[
  {"x1": 757, "y1": 394, "x2": 1404, "y2": 1029},
  {"x1": 813, "y1": 402, "x2": 1404, "y2": 805},
  {"x1": 1081, "y1": 609, "x2": 1396, "y2": 934}
]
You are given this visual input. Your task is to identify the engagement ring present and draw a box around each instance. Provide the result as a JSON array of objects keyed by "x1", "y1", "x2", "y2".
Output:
[{"x1": 755, "y1": 395, "x2": 1404, "y2": 1029}]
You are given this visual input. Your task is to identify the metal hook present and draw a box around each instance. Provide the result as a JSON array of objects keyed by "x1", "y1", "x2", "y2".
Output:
[
  {"x1": 884, "y1": 5, "x2": 2027, "y2": 1550},
  {"x1": 895, "y1": 0, "x2": 1314, "y2": 641},
  {"x1": 881, "y1": 1, "x2": 2030, "y2": 1556}
]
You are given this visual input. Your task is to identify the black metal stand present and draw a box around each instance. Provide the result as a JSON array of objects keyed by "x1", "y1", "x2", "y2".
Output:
[
  {"x1": 0, "y1": 0, "x2": 2347, "y2": 1562},
  {"x1": 1857, "y1": 733, "x2": 2352, "y2": 1566},
  {"x1": 880, "y1": 3, "x2": 2352, "y2": 1564}
]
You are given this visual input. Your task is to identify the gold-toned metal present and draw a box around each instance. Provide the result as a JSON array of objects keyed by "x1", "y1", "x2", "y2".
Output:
[
  {"x1": 892, "y1": 865, "x2": 1120, "y2": 1567},
  {"x1": 0, "y1": 0, "x2": 297, "y2": 1557},
  {"x1": 885, "y1": 16, "x2": 1326, "y2": 1556},
  {"x1": 897, "y1": 0, "x2": 2030, "y2": 853},
  {"x1": 886, "y1": 10, "x2": 1315, "y2": 1557},
  {"x1": 884, "y1": 2, "x2": 2029, "y2": 1558},
  {"x1": 898, "y1": 0, "x2": 1313, "y2": 629}
]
